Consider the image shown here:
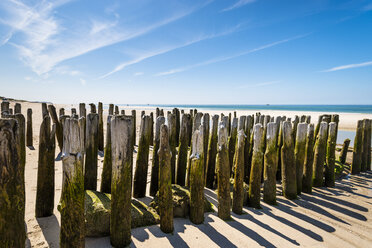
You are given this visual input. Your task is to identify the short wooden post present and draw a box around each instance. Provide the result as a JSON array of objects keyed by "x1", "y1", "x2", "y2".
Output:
[
  {"x1": 85, "y1": 113, "x2": 99, "y2": 190},
  {"x1": 281, "y1": 121, "x2": 297, "y2": 199},
  {"x1": 176, "y1": 114, "x2": 191, "y2": 186},
  {"x1": 325, "y1": 122, "x2": 337, "y2": 187},
  {"x1": 59, "y1": 108, "x2": 65, "y2": 117},
  {"x1": 48, "y1": 105, "x2": 63, "y2": 151},
  {"x1": 71, "y1": 108, "x2": 77, "y2": 115},
  {"x1": 244, "y1": 115, "x2": 253, "y2": 183},
  {"x1": 228, "y1": 117, "x2": 238, "y2": 174},
  {"x1": 302, "y1": 124, "x2": 315, "y2": 193},
  {"x1": 205, "y1": 114, "x2": 219, "y2": 189},
  {"x1": 158, "y1": 124, "x2": 174, "y2": 233},
  {"x1": 26, "y1": 108, "x2": 33, "y2": 147},
  {"x1": 60, "y1": 117, "x2": 85, "y2": 248},
  {"x1": 312, "y1": 122, "x2": 328, "y2": 186},
  {"x1": 295, "y1": 123, "x2": 307, "y2": 194},
  {"x1": 101, "y1": 115, "x2": 113, "y2": 193},
  {"x1": 339, "y1": 138, "x2": 350, "y2": 164},
  {"x1": 292, "y1": 115, "x2": 299, "y2": 143},
  {"x1": 150, "y1": 116, "x2": 165, "y2": 196},
  {"x1": 108, "y1": 104, "x2": 114, "y2": 115},
  {"x1": 110, "y1": 115, "x2": 133, "y2": 247},
  {"x1": 79, "y1": 103, "x2": 86, "y2": 118},
  {"x1": 132, "y1": 110, "x2": 136, "y2": 146},
  {"x1": 14, "y1": 103, "x2": 21, "y2": 114},
  {"x1": 133, "y1": 115, "x2": 152, "y2": 198},
  {"x1": 217, "y1": 123, "x2": 231, "y2": 220},
  {"x1": 89, "y1": 103, "x2": 96, "y2": 113},
  {"x1": 189, "y1": 126, "x2": 205, "y2": 224},
  {"x1": 202, "y1": 113, "x2": 210, "y2": 172},
  {"x1": 263, "y1": 122, "x2": 278, "y2": 205},
  {"x1": 41, "y1": 102, "x2": 49, "y2": 118},
  {"x1": 1, "y1": 100, "x2": 9, "y2": 117},
  {"x1": 351, "y1": 120, "x2": 363, "y2": 174},
  {"x1": 98, "y1": 102, "x2": 104, "y2": 151},
  {"x1": 36, "y1": 115, "x2": 56, "y2": 217},
  {"x1": 248, "y1": 124, "x2": 264, "y2": 208},
  {"x1": 361, "y1": 119, "x2": 370, "y2": 172},
  {"x1": 150, "y1": 112, "x2": 154, "y2": 146},
  {"x1": 114, "y1": 106, "x2": 119, "y2": 115},
  {"x1": 0, "y1": 118, "x2": 26, "y2": 247},
  {"x1": 121, "y1": 110, "x2": 125, "y2": 115},
  {"x1": 232, "y1": 130, "x2": 245, "y2": 214}
]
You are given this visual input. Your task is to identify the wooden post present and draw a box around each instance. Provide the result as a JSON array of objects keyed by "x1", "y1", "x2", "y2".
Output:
[
  {"x1": 228, "y1": 113, "x2": 232, "y2": 135},
  {"x1": 205, "y1": 115, "x2": 219, "y2": 189},
  {"x1": 174, "y1": 108, "x2": 180, "y2": 147},
  {"x1": 312, "y1": 122, "x2": 328, "y2": 186},
  {"x1": 132, "y1": 110, "x2": 136, "y2": 146},
  {"x1": 158, "y1": 124, "x2": 174, "y2": 233},
  {"x1": 60, "y1": 117, "x2": 85, "y2": 248},
  {"x1": 167, "y1": 113, "x2": 177, "y2": 184},
  {"x1": 217, "y1": 122, "x2": 231, "y2": 220},
  {"x1": 351, "y1": 120, "x2": 363, "y2": 174},
  {"x1": 150, "y1": 112, "x2": 154, "y2": 146},
  {"x1": 248, "y1": 124, "x2": 264, "y2": 208},
  {"x1": 41, "y1": 102, "x2": 49, "y2": 118},
  {"x1": 36, "y1": 115, "x2": 56, "y2": 217},
  {"x1": 48, "y1": 105, "x2": 63, "y2": 151},
  {"x1": 101, "y1": 115, "x2": 113, "y2": 193},
  {"x1": 79, "y1": 103, "x2": 86, "y2": 118},
  {"x1": 305, "y1": 115, "x2": 311, "y2": 124},
  {"x1": 150, "y1": 116, "x2": 165, "y2": 196},
  {"x1": 339, "y1": 138, "x2": 350, "y2": 164},
  {"x1": 281, "y1": 121, "x2": 297, "y2": 199},
  {"x1": 59, "y1": 108, "x2": 65, "y2": 117},
  {"x1": 1, "y1": 100, "x2": 9, "y2": 117},
  {"x1": 238, "y1": 115, "x2": 246, "y2": 131},
  {"x1": 85, "y1": 113, "x2": 99, "y2": 190},
  {"x1": 300, "y1": 115, "x2": 306, "y2": 123},
  {"x1": 244, "y1": 115, "x2": 253, "y2": 184},
  {"x1": 121, "y1": 110, "x2": 125, "y2": 115},
  {"x1": 0, "y1": 118, "x2": 26, "y2": 247},
  {"x1": 314, "y1": 115, "x2": 323, "y2": 143},
  {"x1": 361, "y1": 119, "x2": 370, "y2": 172},
  {"x1": 26, "y1": 108, "x2": 33, "y2": 147},
  {"x1": 228, "y1": 117, "x2": 238, "y2": 174},
  {"x1": 367, "y1": 120, "x2": 372, "y2": 170},
  {"x1": 98, "y1": 102, "x2": 104, "y2": 151},
  {"x1": 263, "y1": 122, "x2": 278, "y2": 205},
  {"x1": 295, "y1": 123, "x2": 307, "y2": 194},
  {"x1": 189, "y1": 126, "x2": 205, "y2": 224},
  {"x1": 156, "y1": 107, "x2": 160, "y2": 118},
  {"x1": 108, "y1": 104, "x2": 114, "y2": 115},
  {"x1": 176, "y1": 114, "x2": 191, "y2": 186},
  {"x1": 202, "y1": 113, "x2": 210, "y2": 176},
  {"x1": 14, "y1": 103, "x2": 21, "y2": 114},
  {"x1": 325, "y1": 122, "x2": 337, "y2": 187},
  {"x1": 89, "y1": 103, "x2": 96, "y2": 113},
  {"x1": 232, "y1": 130, "x2": 245, "y2": 214},
  {"x1": 110, "y1": 115, "x2": 133, "y2": 247},
  {"x1": 276, "y1": 120, "x2": 284, "y2": 181},
  {"x1": 114, "y1": 106, "x2": 119, "y2": 115},
  {"x1": 292, "y1": 115, "x2": 299, "y2": 143},
  {"x1": 133, "y1": 115, "x2": 152, "y2": 198},
  {"x1": 71, "y1": 108, "x2": 77, "y2": 115},
  {"x1": 302, "y1": 124, "x2": 315, "y2": 193}
]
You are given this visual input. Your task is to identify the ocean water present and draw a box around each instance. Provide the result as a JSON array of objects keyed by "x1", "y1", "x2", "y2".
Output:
[
  {"x1": 140, "y1": 105, "x2": 372, "y2": 114},
  {"x1": 337, "y1": 130, "x2": 356, "y2": 146}
]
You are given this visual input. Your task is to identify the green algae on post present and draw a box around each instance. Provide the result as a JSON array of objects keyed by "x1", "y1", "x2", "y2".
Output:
[
  {"x1": 205, "y1": 114, "x2": 219, "y2": 189},
  {"x1": 339, "y1": 138, "x2": 350, "y2": 164},
  {"x1": 281, "y1": 121, "x2": 297, "y2": 200},
  {"x1": 325, "y1": 122, "x2": 337, "y2": 187},
  {"x1": 85, "y1": 113, "x2": 99, "y2": 190},
  {"x1": 263, "y1": 122, "x2": 278, "y2": 205},
  {"x1": 233, "y1": 129, "x2": 246, "y2": 214},
  {"x1": 176, "y1": 113, "x2": 191, "y2": 186},
  {"x1": 295, "y1": 123, "x2": 307, "y2": 194},
  {"x1": 249, "y1": 123, "x2": 264, "y2": 208},
  {"x1": 302, "y1": 124, "x2": 315, "y2": 193},
  {"x1": 101, "y1": 115, "x2": 113, "y2": 193},
  {"x1": 312, "y1": 122, "x2": 328, "y2": 187}
]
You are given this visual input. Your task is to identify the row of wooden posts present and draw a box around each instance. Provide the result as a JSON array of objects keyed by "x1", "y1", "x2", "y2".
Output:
[{"x1": 0, "y1": 100, "x2": 371, "y2": 248}]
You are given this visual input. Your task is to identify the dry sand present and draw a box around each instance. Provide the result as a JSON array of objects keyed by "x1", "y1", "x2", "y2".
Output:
[{"x1": 4, "y1": 100, "x2": 371, "y2": 248}]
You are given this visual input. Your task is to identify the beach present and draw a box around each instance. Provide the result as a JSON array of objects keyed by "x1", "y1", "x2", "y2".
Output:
[{"x1": 5, "y1": 100, "x2": 371, "y2": 248}]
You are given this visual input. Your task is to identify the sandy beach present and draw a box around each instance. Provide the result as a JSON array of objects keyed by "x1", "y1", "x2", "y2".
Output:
[{"x1": 4, "y1": 100, "x2": 371, "y2": 248}]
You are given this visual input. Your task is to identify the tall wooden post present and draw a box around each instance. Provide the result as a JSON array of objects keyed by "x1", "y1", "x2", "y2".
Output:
[
  {"x1": 281, "y1": 121, "x2": 297, "y2": 199},
  {"x1": 205, "y1": 114, "x2": 219, "y2": 189},
  {"x1": 85, "y1": 113, "x2": 99, "y2": 190},
  {"x1": 176, "y1": 114, "x2": 191, "y2": 186},
  {"x1": 263, "y1": 122, "x2": 278, "y2": 205},
  {"x1": 232, "y1": 130, "x2": 246, "y2": 214},
  {"x1": 302, "y1": 124, "x2": 315, "y2": 193},
  {"x1": 26, "y1": 108, "x2": 33, "y2": 147},
  {"x1": 325, "y1": 122, "x2": 337, "y2": 187},
  {"x1": 295, "y1": 123, "x2": 307, "y2": 194},
  {"x1": 339, "y1": 138, "x2": 350, "y2": 164},
  {"x1": 312, "y1": 122, "x2": 328, "y2": 186},
  {"x1": 150, "y1": 116, "x2": 165, "y2": 196},
  {"x1": 48, "y1": 105, "x2": 63, "y2": 151},
  {"x1": 101, "y1": 115, "x2": 113, "y2": 193}
]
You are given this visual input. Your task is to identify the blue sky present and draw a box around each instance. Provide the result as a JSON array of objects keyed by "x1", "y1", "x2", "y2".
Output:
[{"x1": 0, "y1": 0, "x2": 371, "y2": 104}]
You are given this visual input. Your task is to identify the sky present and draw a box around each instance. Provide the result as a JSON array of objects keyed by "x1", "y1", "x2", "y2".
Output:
[{"x1": 0, "y1": 0, "x2": 371, "y2": 104}]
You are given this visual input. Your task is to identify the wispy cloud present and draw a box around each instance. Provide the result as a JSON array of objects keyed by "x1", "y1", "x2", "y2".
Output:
[
  {"x1": 156, "y1": 34, "x2": 308, "y2": 76},
  {"x1": 134, "y1": 72, "x2": 144, "y2": 76},
  {"x1": 322, "y1": 61, "x2": 372, "y2": 72},
  {"x1": 99, "y1": 24, "x2": 242, "y2": 79},
  {"x1": 0, "y1": 0, "x2": 213, "y2": 75},
  {"x1": 363, "y1": 3, "x2": 372, "y2": 11},
  {"x1": 80, "y1": 78, "x2": 87, "y2": 86},
  {"x1": 222, "y1": 0, "x2": 256, "y2": 12},
  {"x1": 236, "y1": 80, "x2": 281, "y2": 89}
]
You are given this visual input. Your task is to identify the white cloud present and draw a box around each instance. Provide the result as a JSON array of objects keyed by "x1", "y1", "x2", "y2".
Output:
[
  {"x1": 134, "y1": 72, "x2": 144, "y2": 76},
  {"x1": 0, "y1": 0, "x2": 213, "y2": 76},
  {"x1": 156, "y1": 34, "x2": 307, "y2": 76},
  {"x1": 323, "y1": 61, "x2": 372, "y2": 72},
  {"x1": 222, "y1": 0, "x2": 256, "y2": 12},
  {"x1": 236, "y1": 81, "x2": 280, "y2": 89}
]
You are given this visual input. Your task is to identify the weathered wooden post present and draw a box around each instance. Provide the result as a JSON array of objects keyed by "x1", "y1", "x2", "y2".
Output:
[
  {"x1": 0, "y1": 118, "x2": 26, "y2": 247},
  {"x1": 158, "y1": 124, "x2": 174, "y2": 233},
  {"x1": 351, "y1": 120, "x2": 363, "y2": 174},
  {"x1": 276, "y1": 121, "x2": 284, "y2": 181},
  {"x1": 14, "y1": 103, "x2": 21, "y2": 114},
  {"x1": 295, "y1": 123, "x2": 307, "y2": 194},
  {"x1": 160, "y1": 109, "x2": 164, "y2": 116},
  {"x1": 229, "y1": 117, "x2": 238, "y2": 174},
  {"x1": 302, "y1": 124, "x2": 315, "y2": 193},
  {"x1": 167, "y1": 113, "x2": 177, "y2": 184},
  {"x1": 217, "y1": 123, "x2": 231, "y2": 220},
  {"x1": 101, "y1": 115, "x2": 113, "y2": 193},
  {"x1": 156, "y1": 107, "x2": 160, "y2": 118},
  {"x1": 114, "y1": 106, "x2": 119, "y2": 115},
  {"x1": 85, "y1": 113, "x2": 99, "y2": 190},
  {"x1": 48, "y1": 105, "x2": 63, "y2": 151},
  {"x1": 174, "y1": 108, "x2": 180, "y2": 147},
  {"x1": 98, "y1": 102, "x2": 104, "y2": 151},
  {"x1": 314, "y1": 115, "x2": 323, "y2": 142},
  {"x1": 79, "y1": 103, "x2": 86, "y2": 118},
  {"x1": 263, "y1": 122, "x2": 278, "y2": 205},
  {"x1": 202, "y1": 113, "x2": 210, "y2": 174},
  {"x1": 60, "y1": 117, "x2": 85, "y2": 248},
  {"x1": 59, "y1": 108, "x2": 65, "y2": 117},
  {"x1": 150, "y1": 116, "x2": 166, "y2": 196},
  {"x1": 228, "y1": 113, "x2": 232, "y2": 135},
  {"x1": 36, "y1": 116, "x2": 56, "y2": 217},
  {"x1": 325, "y1": 122, "x2": 337, "y2": 187},
  {"x1": 331, "y1": 114, "x2": 339, "y2": 138},
  {"x1": 238, "y1": 115, "x2": 246, "y2": 131},
  {"x1": 305, "y1": 115, "x2": 311, "y2": 124},
  {"x1": 205, "y1": 114, "x2": 219, "y2": 189},
  {"x1": 292, "y1": 115, "x2": 299, "y2": 143},
  {"x1": 133, "y1": 115, "x2": 152, "y2": 198},
  {"x1": 121, "y1": 110, "x2": 125, "y2": 115},
  {"x1": 108, "y1": 104, "x2": 114, "y2": 115},
  {"x1": 26, "y1": 108, "x2": 33, "y2": 147},
  {"x1": 189, "y1": 126, "x2": 205, "y2": 224},
  {"x1": 339, "y1": 138, "x2": 350, "y2": 164},
  {"x1": 232, "y1": 130, "x2": 246, "y2": 214},
  {"x1": 89, "y1": 103, "x2": 96, "y2": 113},
  {"x1": 71, "y1": 108, "x2": 77, "y2": 115},
  {"x1": 281, "y1": 121, "x2": 297, "y2": 199},
  {"x1": 1, "y1": 100, "x2": 10, "y2": 117},
  {"x1": 244, "y1": 115, "x2": 253, "y2": 183},
  {"x1": 150, "y1": 112, "x2": 154, "y2": 146},
  {"x1": 361, "y1": 119, "x2": 370, "y2": 172},
  {"x1": 176, "y1": 114, "x2": 191, "y2": 186},
  {"x1": 110, "y1": 115, "x2": 133, "y2": 247},
  {"x1": 132, "y1": 110, "x2": 136, "y2": 146},
  {"x1": 300, "y1": 115, "x2": 306, "y2": 123},
  {"x1": 248, "y1": 124, "x2": 264, "y2": 208},
  {"x1": 41, "y1": 102, "x2": 49, "y2": 118},
  {"x1": 367, "y1": 120, "x2": 371, "y2": 170},
  {"x1": 312, "y1": 122, "x2": 328, "y2": 186}
]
